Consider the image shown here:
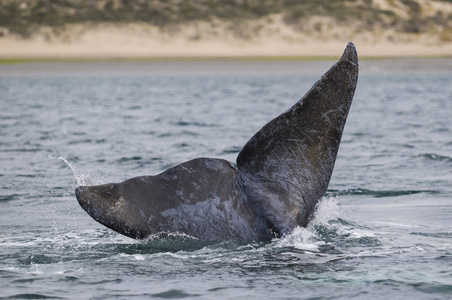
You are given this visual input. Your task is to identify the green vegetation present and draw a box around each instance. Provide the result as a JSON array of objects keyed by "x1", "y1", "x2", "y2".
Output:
[
  {"x1": 0, "y1": 55, "x2": 401, "y2": 65},
  {"x1": 0, "y1": 0, "x2": 451, "y2": 38}
]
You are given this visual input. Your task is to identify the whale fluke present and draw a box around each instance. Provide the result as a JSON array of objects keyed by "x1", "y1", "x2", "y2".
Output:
[{"x1": 76, "y1": 42, "x2": 359, "y2": 242}]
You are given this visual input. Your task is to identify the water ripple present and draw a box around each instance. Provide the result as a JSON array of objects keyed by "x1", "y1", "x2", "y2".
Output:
[
  {"x1": 327, "y1": 188, "x2": 440, "y2": 197},
  {"x1": 420, "y1": 153, "x2": 452, "y2": 163}
]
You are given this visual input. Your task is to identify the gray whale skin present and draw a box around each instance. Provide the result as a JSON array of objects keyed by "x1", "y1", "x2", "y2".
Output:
[{"x1": 76, "y1": 42, "x2": 359, "y2": 242}]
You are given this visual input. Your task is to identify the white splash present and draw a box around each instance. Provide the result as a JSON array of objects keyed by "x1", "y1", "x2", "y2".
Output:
[
  {"x1": 309, "y1": 196, "x2": 343, "y2": 226},
  {"x1": 49, "y1": 155, "x2": 99, "y2": 186},
  {"x1": 276, "y1": 226, "x2": 322, "y2": 251},
  {"x1": 273, "y1": 197, "x2": 342, "y2": 251}
]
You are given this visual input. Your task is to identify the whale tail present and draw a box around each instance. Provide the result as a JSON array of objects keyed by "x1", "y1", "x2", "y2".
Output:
[
  {"x1": 76, "y1": 158, "x2": 258, "y2": 240},
  {"x1": 237, "y1": 42, "x2": 358, "y2": 232},
  {"x1": 75, "y1": 42, "x2": 359, "y2": 241}
]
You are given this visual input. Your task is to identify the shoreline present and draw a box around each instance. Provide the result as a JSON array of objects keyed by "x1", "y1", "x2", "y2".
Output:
[
  {"x1": 2, "y1": 30, "x2": 452, "y2": 63},
  {"x1": 2, "y1": 53, "x2": 452, "y2": 65},
  {"x1": 2, "y1": 58, "x2": 452, "y2": 77},
  {"x1": 2, "y1": 48, "x2": 452, "y2": 64}
]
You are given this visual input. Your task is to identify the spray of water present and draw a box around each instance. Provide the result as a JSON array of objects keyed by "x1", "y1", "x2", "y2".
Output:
[
  {"x1": 273, "y1": 197, "x2": 342, "y2": 251},
  {"x1": 310, "y1": 196, "x2": 343, "y2": 226},
  {"x1": 49, "y1": 155, "x2": 98, "y2": 186}
]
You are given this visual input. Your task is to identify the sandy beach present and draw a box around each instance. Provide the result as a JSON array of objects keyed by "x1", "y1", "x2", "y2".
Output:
[{"x1": 1, "y1": 20, "x2": 452, "y2": 60}]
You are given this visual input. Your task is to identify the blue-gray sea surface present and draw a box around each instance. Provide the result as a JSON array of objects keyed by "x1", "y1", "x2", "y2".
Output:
[{"x1": 0, "y1": 59, "x2": 451, "y2": 299}]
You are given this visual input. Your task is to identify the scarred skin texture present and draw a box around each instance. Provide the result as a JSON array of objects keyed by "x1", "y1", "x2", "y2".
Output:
[{"x1": 75, "y1": 42, "x2": 359, "y2": 242}]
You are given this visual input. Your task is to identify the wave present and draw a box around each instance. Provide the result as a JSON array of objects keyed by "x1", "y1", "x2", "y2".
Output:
[
  {"x1": 0, "y1": 194, "x2": 21, "y2": 202},
  {"x1": 410, "y1": 231, "x2": 452, "y2": 239},
  {"x1": 420, "y1": 153, "x2": 452, "y2": 163},
  {"x1": 0, "y1": 293, "x2": 64, "y2": 299},
  {"x1": 327, "y1": 188, "x2": 440, "y2": 198},
  {"x1": 158, "y1": 130, "x2": 200, "y2": 137},
  {"x1": 220, "y1": 146, "x2": 242, "y2": 154},
  {"x1": 173, "y1": 120, "x2": 217, "y2": 127},
  {"x1": 117, "y1": 156, "x2": 142, "y2": 163},
  {"x1": 0, "y1": 148, "x2": 43, "y2": 153},
  {"x1": 68, "y1": 138, "x2": 106, "y2": 145}
]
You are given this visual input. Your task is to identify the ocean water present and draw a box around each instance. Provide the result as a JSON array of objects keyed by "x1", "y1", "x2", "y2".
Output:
[{"x1": 0, "y1": 59, "x2": 451, "y2": 299}]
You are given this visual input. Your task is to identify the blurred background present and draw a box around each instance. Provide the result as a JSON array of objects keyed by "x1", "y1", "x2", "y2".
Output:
[{"x1": 1, "y1": 0, "x2": 452, "y2": 59}]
